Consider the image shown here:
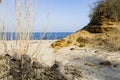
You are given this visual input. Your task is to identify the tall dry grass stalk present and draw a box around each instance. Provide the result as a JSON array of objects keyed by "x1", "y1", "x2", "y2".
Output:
[
  {"x1": 0, "y1": 0, "x2": 52, "y2": 55},
  {"x1": 15, "y1": 0, "x2": 37, "y2": 54},
  {"x1": 0, "y1": 0, "x2": 7, "y2": 54},
  {"x1": 0, "y1": 0, "x2": 37, "y2": 54},
  {"x1": 32, "y1": 0, "x2": 53, "y2": 57}
]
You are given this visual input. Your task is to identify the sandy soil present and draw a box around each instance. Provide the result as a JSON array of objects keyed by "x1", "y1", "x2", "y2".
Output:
[{"x1": 0, "y1": 40, "x2": 120, "y2": 80}]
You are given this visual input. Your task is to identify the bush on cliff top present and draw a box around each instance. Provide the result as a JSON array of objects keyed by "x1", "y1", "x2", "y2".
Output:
[{"x1": 89, "y1": 0, "x2": 120, "y2": 25}]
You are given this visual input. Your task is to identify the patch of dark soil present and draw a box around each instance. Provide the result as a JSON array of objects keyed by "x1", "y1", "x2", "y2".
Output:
[
  {"x1": 0, "y1": 53, "x2": 82, "y2": 80},
  {"x1": 0, "y1": 54, "x2": 67, "y2": 80}
]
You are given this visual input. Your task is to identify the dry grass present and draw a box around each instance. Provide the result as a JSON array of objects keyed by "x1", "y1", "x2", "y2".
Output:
[
  {"x1": 0, "y1": 0, "x2": 38, "y2": 54},
  {"x1": 0, "y1": 0, "x2": 54, "y2": 79}
]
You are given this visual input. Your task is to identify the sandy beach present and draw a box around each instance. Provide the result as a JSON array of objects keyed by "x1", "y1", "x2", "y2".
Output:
[
  {"x1": 0, "y1": 0, "x2": 120, "y2": 80},
  {"x1": 0, "y1": 40, "x2": 120, "y2": 80}
]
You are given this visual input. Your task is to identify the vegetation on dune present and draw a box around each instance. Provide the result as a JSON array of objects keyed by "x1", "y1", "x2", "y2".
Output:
[
  {"x1": 52, "y1": 0, "x2": 120, "y2": 50},
  {"x1": 82, "y1": 0, "x2": 120, "y2": 33},
  {"x1": 89, "y1": 0, "x2": 120, "y2": 25}
]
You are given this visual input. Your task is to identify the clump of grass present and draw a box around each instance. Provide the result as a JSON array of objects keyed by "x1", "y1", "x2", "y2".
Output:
[
  {"x1": 0, "y1": 0, "x2": 37, "y2": 54},
  {"x1": 15, "y1": 0, "x2": 36, "y2": 54}
]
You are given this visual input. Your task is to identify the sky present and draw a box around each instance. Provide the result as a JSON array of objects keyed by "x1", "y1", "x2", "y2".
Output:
[
  {"x1": 0, "y1": 0, "x2": 97, "y2": 32},
  {"x1": 51, "y1": 0, "x2": 98, "y2": 32}
]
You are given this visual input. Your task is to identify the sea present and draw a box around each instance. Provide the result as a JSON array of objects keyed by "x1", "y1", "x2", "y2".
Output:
[{"x1": 1, "y1": 32, "x2": 73, "y2": 40}]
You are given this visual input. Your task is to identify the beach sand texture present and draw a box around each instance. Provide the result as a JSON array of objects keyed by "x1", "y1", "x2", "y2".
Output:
[{"x1": 0, "y1": 40, "x2": 120, "y2": 80}]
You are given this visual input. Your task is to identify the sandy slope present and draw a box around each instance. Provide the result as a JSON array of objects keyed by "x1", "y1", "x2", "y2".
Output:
[{"x1": 0, "y1": 40, "x2": 120, "y2": 80}]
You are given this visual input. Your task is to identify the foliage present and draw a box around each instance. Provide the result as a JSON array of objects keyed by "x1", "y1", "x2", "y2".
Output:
[{"x1": 89, "y1": 0, "x2": 120, "y2": 24}]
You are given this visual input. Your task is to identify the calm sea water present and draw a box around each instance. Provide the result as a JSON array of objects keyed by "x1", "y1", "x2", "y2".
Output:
[{"x1": 1, "y1": 32, "x2": 72, "y2": 40}]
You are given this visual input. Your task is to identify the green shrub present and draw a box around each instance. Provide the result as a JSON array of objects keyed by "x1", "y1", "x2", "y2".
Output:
[{"x1": 90, "y1": 0, "x2": 120, "y2": 24}]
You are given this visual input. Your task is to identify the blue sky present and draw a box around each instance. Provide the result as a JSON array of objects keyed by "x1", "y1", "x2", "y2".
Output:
[
  {"x1": 53, "y1": 0, "x2": 98, "y2": 32},
  {"x1": 0, "y1": 0, "x2": 97, "y2": 32},
  {"x1": 36, "y1": 0, "x2": 97, "y2": 32}
]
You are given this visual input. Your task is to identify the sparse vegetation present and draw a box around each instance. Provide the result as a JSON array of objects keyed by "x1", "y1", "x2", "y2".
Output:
[
  {"x1": 0, "y1": 0, "x2": 120, "y2": 80},
  {"x1": 83, "y1": 0, "x2": 120, "y2": 33},
  {"x1": 89, "y1": 0, "x2": 120, "y2": 25},
  {"x1": 0, "y1": 0, "x2": 37, "y2": 54}
]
